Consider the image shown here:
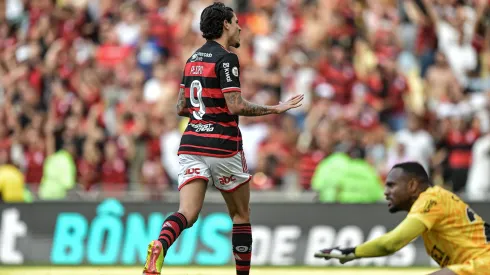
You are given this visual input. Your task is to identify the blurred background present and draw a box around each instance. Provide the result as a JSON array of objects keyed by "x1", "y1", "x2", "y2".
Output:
[{"x1": 2, "y1": 0, "x2": 490, "y2": 203}]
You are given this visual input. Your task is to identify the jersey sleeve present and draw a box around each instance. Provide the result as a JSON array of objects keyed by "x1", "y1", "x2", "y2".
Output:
[
  {"x1": 355, "y1": 217, "x2": 426, "y2": 257},
  {"x1": 407, "y1": 191, "x2": 445, "y2": 231},
  {"x1": 217, "y1": 53, "x2": 241, "y2": 93}
]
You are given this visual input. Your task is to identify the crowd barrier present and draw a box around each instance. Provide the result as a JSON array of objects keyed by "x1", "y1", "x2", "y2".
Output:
[{"x1": 1, "y1": 199, "x2": 489, "y2": 266}]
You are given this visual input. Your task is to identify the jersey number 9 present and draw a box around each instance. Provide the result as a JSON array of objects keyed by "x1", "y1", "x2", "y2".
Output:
[{"x1": 190, "y1": 80, "x2": 206, "y2": 120}]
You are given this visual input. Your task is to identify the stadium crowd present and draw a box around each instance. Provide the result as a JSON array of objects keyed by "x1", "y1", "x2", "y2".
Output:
[{"x1": 1, "y1": 0, "x2": 490, "y2": 202}]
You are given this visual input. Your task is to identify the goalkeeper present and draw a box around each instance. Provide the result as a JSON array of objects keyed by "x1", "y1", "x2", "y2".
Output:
[{"x1": 315, "y1": 162, "x2": 490, "y2": 275}]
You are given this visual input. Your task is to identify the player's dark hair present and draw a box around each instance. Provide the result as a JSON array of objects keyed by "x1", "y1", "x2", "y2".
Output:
[
  {"x1": 200, "y1": 2, "x2": 234, "y2": 40},
  {"x1": 392, "y1": 162, "x2": 432, "y2": 187}
]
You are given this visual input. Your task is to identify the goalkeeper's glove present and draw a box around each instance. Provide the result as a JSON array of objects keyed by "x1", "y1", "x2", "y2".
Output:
[{"x1": 313, "y1": 247, "x2": 358, "y2": 264}]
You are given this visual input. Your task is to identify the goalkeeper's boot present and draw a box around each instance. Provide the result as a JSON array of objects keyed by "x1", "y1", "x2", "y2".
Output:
[{"x1": 142, "y1": 240, "x2": 164, "y2": 275}]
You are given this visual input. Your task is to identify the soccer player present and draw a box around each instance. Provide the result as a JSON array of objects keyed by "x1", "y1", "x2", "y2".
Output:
[
  {"x1": 142, "y1": 2, "x2": 303, "y2": 275},
  {"x1": 315, "y1": 162, "x2": 490, "y2": 275}
]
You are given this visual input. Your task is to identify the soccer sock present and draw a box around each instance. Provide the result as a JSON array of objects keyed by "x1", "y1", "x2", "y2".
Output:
[
  {"x1": 158, "y1": 212, "x2": 188, "y2": 255},
  {"x1": 232, "y1": 223, "x2": 252, "y2": 275}
]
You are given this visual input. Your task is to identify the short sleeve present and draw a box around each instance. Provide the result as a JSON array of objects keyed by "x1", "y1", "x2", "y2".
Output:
[
  {"x1": 217, "y1": 53, "x2": 241, "y2": 93},
  {"x1": 407, "y1": 192, "x2": 445, "y2": 231},
  {"x1": 180, "y1": 73, "x2": 185, "y2": 88}
]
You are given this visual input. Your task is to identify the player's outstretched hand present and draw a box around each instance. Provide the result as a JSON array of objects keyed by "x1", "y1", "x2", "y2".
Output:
[
  {"x1": 275, "y1": 94, "x2": 304, "y2": 114},
  {"x1": 314, "y1": 247, "x2": 357, "y2": 264}
]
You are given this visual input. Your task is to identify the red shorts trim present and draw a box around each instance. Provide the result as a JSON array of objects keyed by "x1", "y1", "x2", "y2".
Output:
[{"x1": 178, "y1": 176, "x2": 209, "y2": 191}]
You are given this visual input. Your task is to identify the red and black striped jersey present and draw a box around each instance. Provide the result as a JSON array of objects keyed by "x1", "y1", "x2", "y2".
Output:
[{"x1": 178, "y1": 40, "x2": 243, "y2": 158}]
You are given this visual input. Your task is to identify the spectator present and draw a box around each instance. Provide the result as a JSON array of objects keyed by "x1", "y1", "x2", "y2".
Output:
[
  {"x1": 77, "y1": 140, "x2": 101, "y2": 191},
  {"x1": 95, "y1": 28, "x2": 133, "y2": 69},
  {"x1": 395, "y1": 113, "x2": 434, "y2": 172},
  {"x1": 466, "y1": 131, "x2": 490, "y2": 201},
  {"x1": 253, "y1": 115, "x2": 299, "y2": 190},
  {"x1": 424, "y1": 51, "x2": 462, "y2": 110},
  {"x1": 422, "y1": 0, "x2": 485, "y2": 87},
  {"x1": 0, "y1": 146, "x2": 27, "y2": 203},
  {"x1": 402, "y1": 0, "x2": 438, "y2": 77},
  {"x1": 143, "y1": 62, "x2": 173, "y2": 103},
  {"x1": 38, "y1": 141, "x2": 77, "y2": 200},
  {"x1": 298, "y1": 119, "x2": 332, "y2": 190},
  {"x1": 160, "y1": 111, "x2": 184, "y2": 187},
  {"x1": 22, "y1": 126, "x2": 46, "y2": 188},
  {"x1": 317, "y1": 43, "x2": 357, "y2": 106},
  {"x1": 141, "y1": 150, "x2": 169, "y2": 201},
  {"x1": 311, "y1": 149, "x2": 384, "y2": 203},
  {"x1": 365, "y1": 58, "x2": 409, "y2": 131},
  {"x1": 384, "y1": 141, "x2": 413, "y2": 175},
  {"x1": 101, "y1": 139, "x2": 128, "y2": 186},
  {"x1": 115, "y1": 3, "x2": 142, "y2": 46},
  {"x1": 364, "y1": 126, "x2": 388, "y2": 175},
  {"x1": 435, "y1": 116, "x2": 480, "y2": 193}
]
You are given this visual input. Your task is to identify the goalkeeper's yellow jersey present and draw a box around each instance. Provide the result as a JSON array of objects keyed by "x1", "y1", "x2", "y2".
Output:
[{"x1": 408, "y1": 186, "x2": 490, "y2": 267}]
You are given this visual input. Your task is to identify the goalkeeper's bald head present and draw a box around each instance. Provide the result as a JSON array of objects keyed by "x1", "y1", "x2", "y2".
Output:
[{"x1": 385, "y1": 162, "x2": 432, "y2": 213}]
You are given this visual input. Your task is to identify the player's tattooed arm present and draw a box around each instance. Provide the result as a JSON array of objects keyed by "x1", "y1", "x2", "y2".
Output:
[
  {"x1": 224, "y1": 92, "x2": 277, "y2": 116},
  {"x1": 224, "y1": 91, "x2": 304, "y2": 116},
  {"x1": 176, "y1": 86, "x2": 189, "y2": 116}
]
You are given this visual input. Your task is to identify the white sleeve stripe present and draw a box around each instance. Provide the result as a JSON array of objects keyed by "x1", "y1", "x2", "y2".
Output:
[{"x1": 222, "y1": 87, "x2": 241, "y2": 91}]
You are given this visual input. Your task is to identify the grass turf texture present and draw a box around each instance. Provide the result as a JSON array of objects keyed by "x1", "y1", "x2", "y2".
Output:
[{"x1": 0, "y1": 266, "x2": 438, "y2": 275}]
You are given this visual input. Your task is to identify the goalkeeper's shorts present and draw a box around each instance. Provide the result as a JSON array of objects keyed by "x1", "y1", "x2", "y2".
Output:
[{"x1": 447, "y1": 256, "x2": 490, "y2": 275}]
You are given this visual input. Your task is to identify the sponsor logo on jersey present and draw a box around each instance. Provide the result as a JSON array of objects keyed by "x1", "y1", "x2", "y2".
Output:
[
  {"x1": 223, "y1": 63, "x2": 232, "y2": 82},
  {"x1": 190, "y1": 52, "x2": 213, "y2": 62},
  {"x1": 190, "y1": 123, "x2": 214, "y2": 132}
]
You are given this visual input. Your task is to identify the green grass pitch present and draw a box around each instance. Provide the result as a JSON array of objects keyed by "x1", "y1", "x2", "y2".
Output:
[{"x1": 0, "y1": 266, "x2": 438, "y2": 275}]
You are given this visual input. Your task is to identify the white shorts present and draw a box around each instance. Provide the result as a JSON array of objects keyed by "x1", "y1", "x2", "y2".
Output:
[{"x1": 178, "y1": 152, "x2": 251, "y2": 192}]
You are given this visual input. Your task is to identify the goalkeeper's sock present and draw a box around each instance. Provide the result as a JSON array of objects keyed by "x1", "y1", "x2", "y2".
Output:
[
  {"x1": 232, "y1": 223, "x2": 252, "y2": 275},
  {"x1": 158, "y1": 212, "x2": 188, "y2": 255}
]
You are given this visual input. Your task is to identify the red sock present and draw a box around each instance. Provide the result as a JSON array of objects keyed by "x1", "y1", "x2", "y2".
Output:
[
  {"x1": 232, "y1": 223, "x2": 252, "y2": 275},
  {"x1": 158, "y1": 212, "x2": 188, "y2": 255}
]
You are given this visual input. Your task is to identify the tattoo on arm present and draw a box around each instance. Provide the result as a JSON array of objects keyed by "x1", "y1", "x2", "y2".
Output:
[
  {"x1": 176, "y1": 87, "x2": 189, "y2": 116},
  {"x1": 225, "y1": 92, "x2": 276, "y2": 116}
]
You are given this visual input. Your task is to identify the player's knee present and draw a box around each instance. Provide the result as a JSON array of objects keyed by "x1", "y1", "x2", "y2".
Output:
[{"x1": 230, "y1": 207, "x2": 250, "y2": 224}]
